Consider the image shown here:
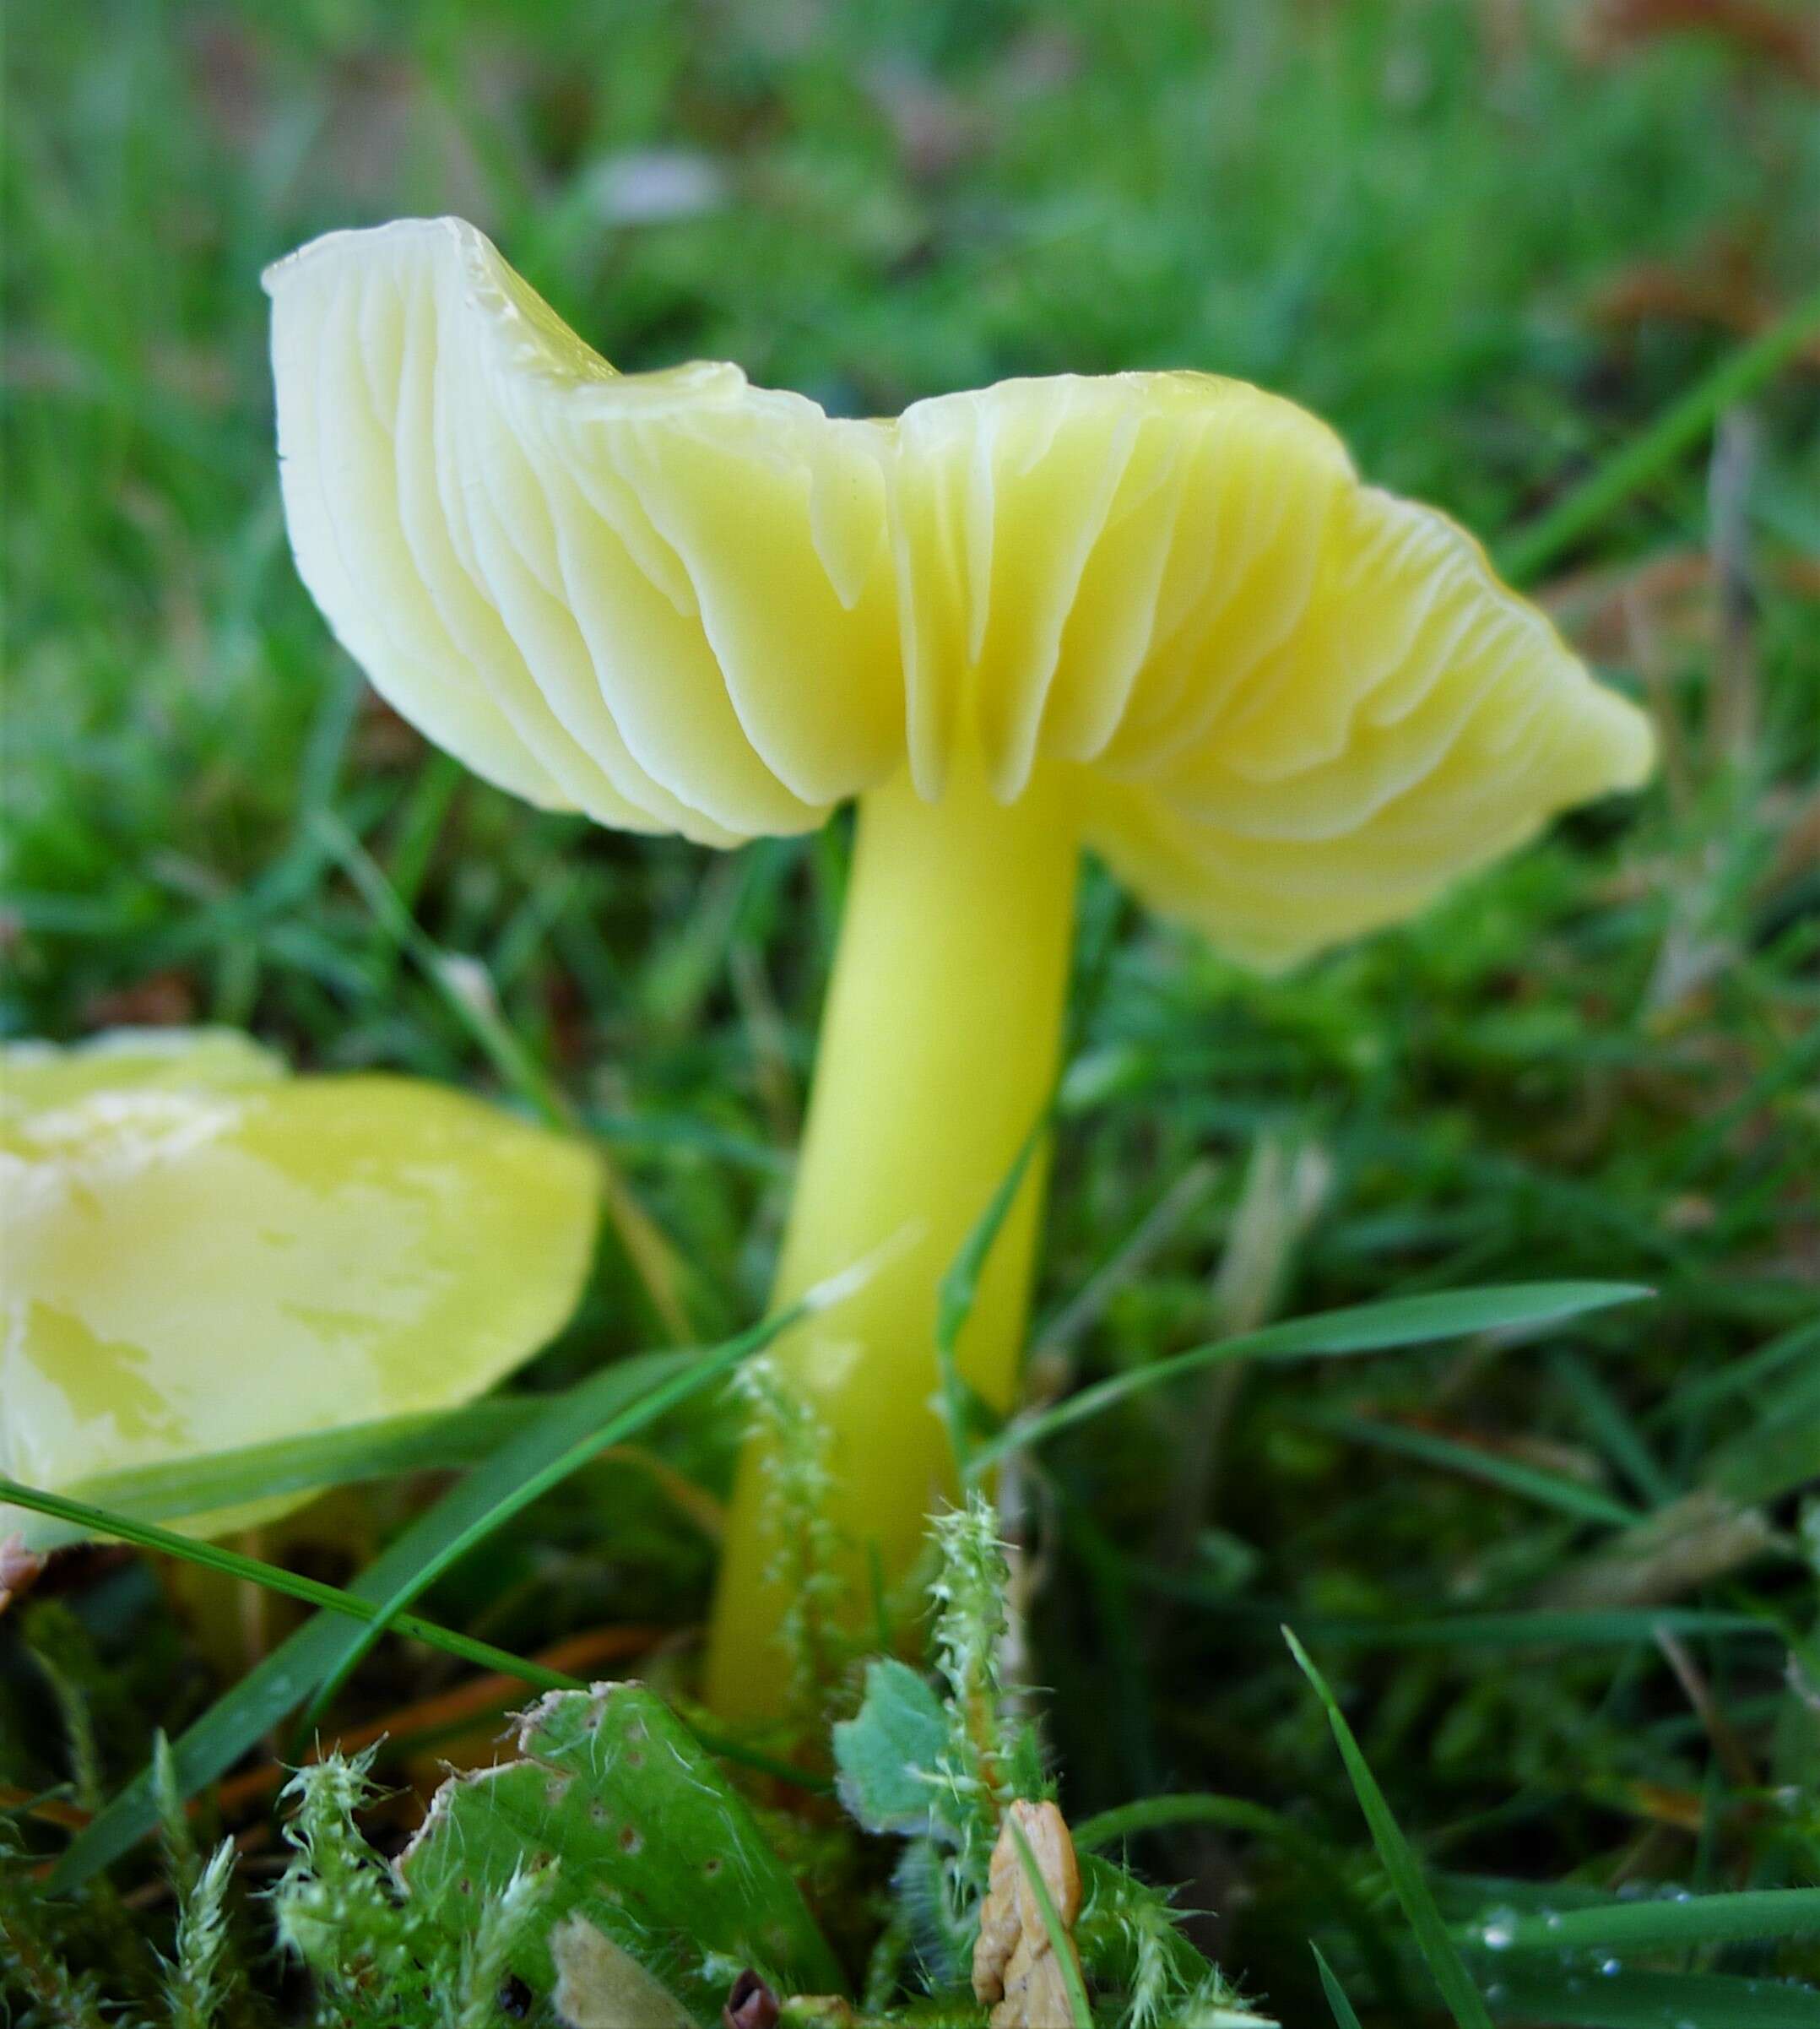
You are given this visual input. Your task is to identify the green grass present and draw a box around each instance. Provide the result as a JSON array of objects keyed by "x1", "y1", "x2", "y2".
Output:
[{"x1": 3, "y1": 2, "x2": 1819, "y2": 2024}]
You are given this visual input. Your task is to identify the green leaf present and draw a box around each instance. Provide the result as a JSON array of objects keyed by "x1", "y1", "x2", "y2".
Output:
[
  {"x1": 1312, "y1": 1944, "x2": 1363, "y2": 2029},
  {"x1": 400, "y1": 1684, "x2": 843, "y2": 2026},
  {"x1": 832, "y1": 1658, "x2": 951, "y2": 1838},
  {"x1": 973, "y1": 1282, "x2": 1651, "y2": 1470},
  {"x1": 1285, "y1": 1627, "x2": 1494, "y2": 2029}
]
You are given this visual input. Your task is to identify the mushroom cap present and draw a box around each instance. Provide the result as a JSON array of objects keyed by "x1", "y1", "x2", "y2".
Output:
[
  {"x1": 267, "y1": 217, "x2": 1653, "y2": 967},
  {"x1": 0, "y1": 1030, "x2": 599, "y2": 1549}
]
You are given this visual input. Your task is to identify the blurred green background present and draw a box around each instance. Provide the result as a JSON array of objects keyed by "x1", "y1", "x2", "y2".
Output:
[
  {"x1": 4, "y1": 1, "x2": 1819, "y2": 2020},
  {"x1": 5, "y1": 0, "x2": 1817, "y2": 1052}
]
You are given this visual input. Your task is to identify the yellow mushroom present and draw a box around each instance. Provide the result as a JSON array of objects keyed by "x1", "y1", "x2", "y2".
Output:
[
  {"x1": 263, "y1": 218, "x2": 1654, "y2": 1719},
  {"x1": 0, "y1": 1028, "x2": 599, "y2": 1549}
]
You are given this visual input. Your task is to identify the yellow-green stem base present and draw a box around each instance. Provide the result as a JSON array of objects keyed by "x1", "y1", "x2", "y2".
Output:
[{"x1": 703, "y1": 761, "x2": 1078, "y2": 1722}]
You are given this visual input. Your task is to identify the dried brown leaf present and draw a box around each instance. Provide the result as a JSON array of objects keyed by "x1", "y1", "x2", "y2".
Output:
[{"x1": 972, "y1": 1800, "x2": 1085, "y2": 2029}]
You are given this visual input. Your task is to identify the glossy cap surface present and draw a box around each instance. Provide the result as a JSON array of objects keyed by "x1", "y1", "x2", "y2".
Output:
[{"x1": 1, "y1": 1031, "x2": 599, "y2": 1546}]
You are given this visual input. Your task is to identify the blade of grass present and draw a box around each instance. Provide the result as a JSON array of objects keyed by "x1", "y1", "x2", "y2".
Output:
[
  {"x1": 1032, "y1": 1156, "x2": 1220, "y2": 1355},
  {"x1": 1285, "y1": 1627, "x2": 1494, "y2": 2029},
  {"x1": 1129, "y1": 1572, "x2": 1767, "y2": 1648},
  {"x1": 1005, "y1": 1810, "x2": 1093, "y2": 2029},
  {"x1": 1074, "y1": 1793, "x2": 1406, "y2": 2010},
  {"x1": 317, "y1": 806, "x2": 571, "y2": 1126},
  {"x1": 292, "y1": 1224, "x2": 901, "y2": 1751},
  {"x1": 1498, "y1": 282, "x2": 1820, "y2": 583},
  {"x1": 0, "y1": 1478, "x2": 585, "y2": 1691},
  {"x1": 1483, "y1": 1964, "x2": 1820, "y2": 2027},
  {"x1": 1064, "y1": 1507, "x2": 1166, "y2": 1801},
  {"x1": 1549, "y1": 1350, "x2": 1677, "y2": 1510},
  {"x1": 49, "y1": 1304, "x2": 810, "y2": 1892},
  {"x1": 1460, "y1": 1885, "x2": 1820, "y2": 1956},
  {"x1": 1307, "y1": 1411, "x2": 1644, "y2": 1529},
  {"x1": 1312, "y1": 1944, "x2": 1364, "y2": 2029},
  {"x1": 291, "y1": 1291, "x2": 816, "y2": 1733},
  {"x1": 0, "y1": 1476, "x2": 826, "y2": 1806},
  {"x1": 1333, "y1": 1607, "x2": 1770, "y2": 1650},
  {"x1": 973, "y1": 1282, "x2": 1650, "y2": 1471},
  {"x1": 1668, "y1": 1023, "x2": 1820, "y2": 1185},
  {"x1": 1706, "y1": 1412, "x2": 1820, "y2": 1507},
  {"x1": 1075, "y1": 1793, "x2": 1314, "y2": 1850},
  {"x1": 27, "y1": 1401, "x2": 538, "y2": 1548},
  {"x1": 1664, "y1": 1316, "x2": 1820, "y2": 1426},
  {"x1": 938, "y1": 1108, "x2": 1047, "y2": 1483},
  {"x1": 316, "y1": 806, "x2": 692, "y2": 1343}
]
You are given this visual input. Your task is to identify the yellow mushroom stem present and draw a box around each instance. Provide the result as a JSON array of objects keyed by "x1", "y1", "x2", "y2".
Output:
[{"x1": 704, "y1": 756, "x2": 1079, "y2": 1721}]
